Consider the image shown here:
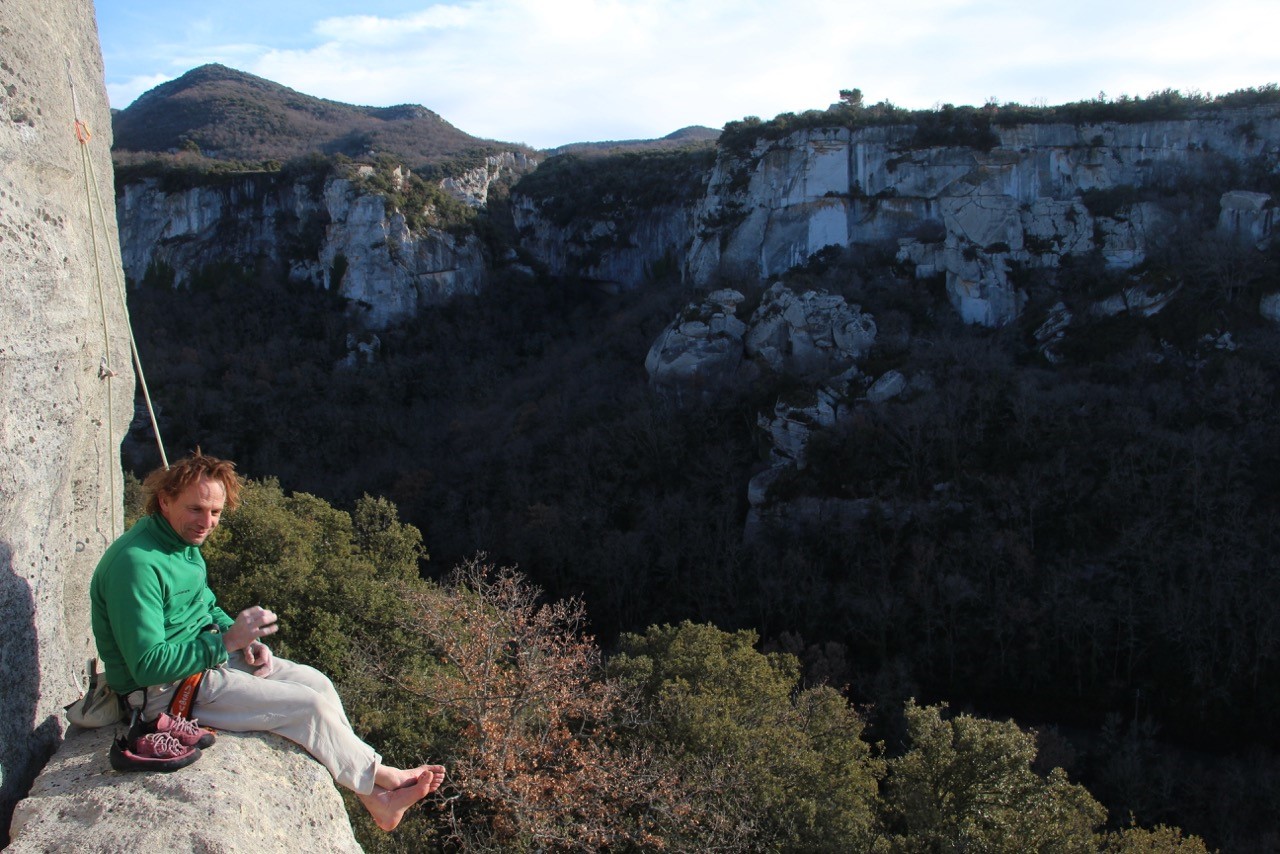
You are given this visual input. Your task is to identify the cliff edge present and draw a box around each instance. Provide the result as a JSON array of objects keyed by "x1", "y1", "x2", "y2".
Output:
[{"x1": 8, "y1": 728, "x2": 362, "y2": 853}]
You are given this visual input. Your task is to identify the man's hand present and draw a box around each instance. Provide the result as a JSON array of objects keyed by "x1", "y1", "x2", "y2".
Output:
[
  {"x1": 244, "y1": 640, "x2": 274, "y2": 677},
  {"x1": 223, "y1": 606, "x2": 278, "y2": 654}
]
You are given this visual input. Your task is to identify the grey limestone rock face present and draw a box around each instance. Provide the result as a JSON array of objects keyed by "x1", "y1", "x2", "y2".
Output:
[
  {"x1": 441, "y1": 150, "x2": 535, "y2": 207},
  {"x1": 1218, "y1": 189, "x2": 1275, "y2": 249},
  {"x1": 0, "y1": 0, "x2": 134, "y2": 830},
  {"x1": 117, "y1": 171, "x2": 489, "y2": 331},
  {"x1": 684, "y1": 110, "x2": 1280, "y2": 327},
  {"x1": 8, "y1": 728, "x2": 363, "y2": 853},
  {"x1": 510, "y1": 193, "x2": 701, "y2": 288},
  {"x1": 646, "y1": 283, "x2": 877, "y2": 404}
]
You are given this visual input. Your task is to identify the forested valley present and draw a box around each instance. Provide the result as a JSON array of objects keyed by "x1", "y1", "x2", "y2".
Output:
[{"x1": 121, "y1": 162, "x2": 1280, "y2": 850}]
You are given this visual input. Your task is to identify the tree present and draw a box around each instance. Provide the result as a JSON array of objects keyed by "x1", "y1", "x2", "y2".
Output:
[
  {"x1": 839, "y1": 88, "x2": 865, "y2": 109},
  {"x1": 881, "y1": 700, "x2": 1105, "y2": 853},
  {"x1": 382, "y1": 559, "x2": 678, "y2": 852},
  {"x1": 611, "y1": 621, "x2": 882, "y2": 852},
  {"x1": 1102, "y1": 823, "x2": 1211, "y2": 853}
]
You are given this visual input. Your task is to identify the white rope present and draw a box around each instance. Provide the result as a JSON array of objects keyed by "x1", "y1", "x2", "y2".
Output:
[{"x1": 68, "y1": 63, "x2": 169, "y2": 542}]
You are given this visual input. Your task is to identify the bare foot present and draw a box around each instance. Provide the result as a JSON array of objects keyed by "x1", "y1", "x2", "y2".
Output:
[
  {"x1": 374, "y1": 762, "x2": 446, "y2": 791},
  {"x1": 358, "y1": 768, "x2": 442, "y2": 834},
  {"x1": 418, "y1": 765, "x2": 446, "y2": 794}
]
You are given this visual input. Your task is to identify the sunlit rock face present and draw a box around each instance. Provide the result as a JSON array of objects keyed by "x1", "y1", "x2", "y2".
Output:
[
  {"x1": 0, "y1": 0, "x2": 133, "y2": 834},
  {"x1": 9, "y1": 729, "x2": 362, "y2": 853},
  {"x1": 117, "y1": 172, "x2": 488, "y2": 329},
  {"x1": 683, "y1": 107, "x2": 1280, "y2": 327}
]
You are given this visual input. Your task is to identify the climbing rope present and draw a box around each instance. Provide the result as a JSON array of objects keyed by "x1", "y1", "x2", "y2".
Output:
[{"x1": 68, "y1": 63, "x2": 169, "y2": 537}]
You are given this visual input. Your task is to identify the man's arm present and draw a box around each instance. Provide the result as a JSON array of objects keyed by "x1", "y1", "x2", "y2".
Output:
[
  {"x1": 100, "y1": 558, "x2": 229, "y2": 687},
  {"x1": 204, "y1": 587, "x2": 235, "y2": 632}
]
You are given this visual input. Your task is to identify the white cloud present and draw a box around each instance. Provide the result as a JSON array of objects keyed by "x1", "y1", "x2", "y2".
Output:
[
  {"x1": 98, "y1": 0, "x2": 1280, "y2": 148},
  {"x1": 106, "y1": 74, "x2": 175, "y2": 110}
]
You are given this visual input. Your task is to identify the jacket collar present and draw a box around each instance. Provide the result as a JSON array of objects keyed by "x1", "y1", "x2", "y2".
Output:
[{"x1": 147, "y1": 512, "x2": 199, "y2": 553}]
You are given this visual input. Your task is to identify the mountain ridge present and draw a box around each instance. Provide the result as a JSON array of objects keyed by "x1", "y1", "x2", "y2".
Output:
[
  {"x1": 112, "y1": 63, "x2": 520, "y2": 167},
  {"x1": 113, "y1": 63, "x2": 719, "y2": 165}
]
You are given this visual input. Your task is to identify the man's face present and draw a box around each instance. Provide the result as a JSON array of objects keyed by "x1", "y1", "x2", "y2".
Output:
[{"x1": 158, "y1": 476, "x2": 226, "y2": 546}]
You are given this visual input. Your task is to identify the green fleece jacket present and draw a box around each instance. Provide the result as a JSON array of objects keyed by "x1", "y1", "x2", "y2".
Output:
[{"x1": 90, "y1": 513, "x2": 234, "y2": 694}]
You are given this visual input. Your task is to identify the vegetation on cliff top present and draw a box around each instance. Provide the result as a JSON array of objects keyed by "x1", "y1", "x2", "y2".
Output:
[
  {"x1": 513, "y1": 146, "x2": 716, "y2": 227},
  {"x1": 719, "y1": 83, "x2": 1280, "y2": 156}
]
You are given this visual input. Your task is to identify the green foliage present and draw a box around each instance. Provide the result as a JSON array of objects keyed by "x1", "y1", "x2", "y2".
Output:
[
  {"x1": 190, "y1": 486, "x2": 1210, "y2": 851},
  {"x1": 612, "y1": 621, "x2": 882, "y2": 852},
  {"x1": 1101, "y1": 823, "x2": 1212, "y2": 853},
  {"x1": 513, "y1": 147, "x2": 715, "y2": 228},
  {"x1": 353, "y1": 156, "x2": 478, "y2": 234},
  {"x1": 138, "y1": 258, "x2": 176, "y2": 290},
  {"x1": 1078, "y1": 185, "x2": 1146, "y2": 219},
  {"x1": 330, "y1": 252, "x2": 348, "y2": 288},
  {"x1": 908, "y1": 104, "x2": 1001, "y2": 151},
  {"x1": 113, "y1": 153, "x2": 281, "y2": 193},
  {"x1": 123, "y1": 471, "x2": 145, "y2": 528},
  {"x1": 201, "y1": 479, "x2": 425, "y2": 680},
  {"x1": 881, "y1": 701, "x2": 1105, "y2": 853}
]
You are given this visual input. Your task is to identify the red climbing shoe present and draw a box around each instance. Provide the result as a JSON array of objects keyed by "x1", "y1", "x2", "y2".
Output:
[
  {"x1": 110, "y1": 731, "x2": 201, "y2": 772},
  {"x1": 130, "y1": 712, "x2": 216, "y2": 749}
]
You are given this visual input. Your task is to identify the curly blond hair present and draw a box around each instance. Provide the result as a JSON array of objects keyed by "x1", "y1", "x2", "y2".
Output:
[{"x1": 142, "y1": 449, "x2": 243, "y2": 516}]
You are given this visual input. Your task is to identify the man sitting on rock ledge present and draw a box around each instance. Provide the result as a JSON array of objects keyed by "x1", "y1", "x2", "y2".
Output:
[{"x1": 90, "y1": 451, "x2": 444, "y2": 831}]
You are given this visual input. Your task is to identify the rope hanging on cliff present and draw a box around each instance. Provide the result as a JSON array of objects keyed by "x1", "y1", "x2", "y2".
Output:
[{"x1": 68, "y1": 63, "x2": 169, "y2": 539}]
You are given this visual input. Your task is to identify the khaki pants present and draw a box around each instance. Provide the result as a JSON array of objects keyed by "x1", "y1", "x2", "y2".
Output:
[{"x1": 143, "y1": 651, "x2": 380, "y2": 794}]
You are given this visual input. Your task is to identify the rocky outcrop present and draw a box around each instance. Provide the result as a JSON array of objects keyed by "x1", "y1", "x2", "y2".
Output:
[
  {"x1": 442, "y1": 150, "x2": 536, "y2": 207},
  {"x1": 744, "y1": 282, "x2": 877, "y2": 380},
  {"x1": 647, "y1": 283, "x2": 891, "y2": 533},
  {"x1": 1218, "y1": 189, "x2": 1275, "y2": 248},
  {"x1": 3, "y1": 2, "x2": 370, "y2": 847},
  {"x1": 0, "y1": 0, "x2": 134, "y2": 835},
  {"x1": 316, "y1": 175, "x2": 486, "y2": 327},
  {"x1": 644, "y1": 284, "x2": 950, "y2": 538},
  {"x1": 117, "y1": 168, "x2": 488, "y2": 329},
  {"x1": 644, "y1": 289, "x2": 751, "y2": 404},
  {"x1": 9, "y1": 728, "x2": 362, "y2": 853},
  {"x1": 645, "y1": 282, "x2": 876, "y2": 404}
]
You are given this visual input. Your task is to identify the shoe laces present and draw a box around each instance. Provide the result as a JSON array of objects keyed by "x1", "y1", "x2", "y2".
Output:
[
  {"x1": 139, "y1": 731, "x2": 188, "y2": 757},
  {"x1": 167, "y1": 714, "x2": 204, "y2": 739}
]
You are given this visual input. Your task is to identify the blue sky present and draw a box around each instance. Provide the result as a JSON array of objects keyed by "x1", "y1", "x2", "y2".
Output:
[{"x1": 94, "y1": 0, "x2": 1280, "y2": 150}]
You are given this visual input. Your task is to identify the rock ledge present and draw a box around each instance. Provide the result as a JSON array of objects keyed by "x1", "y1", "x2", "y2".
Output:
[{"x1": 9, "y1": 727, "x2": 362, "y2": 853}]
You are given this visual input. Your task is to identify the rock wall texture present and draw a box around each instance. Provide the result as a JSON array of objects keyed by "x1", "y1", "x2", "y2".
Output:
[
  {"x1": 0, "y1": 0, "x2": 134, "y2": 836},
  {"x1": 688, "y1": 111, "x2": 1280, "y2": 326},
  {"x1": 8, "y1": 727, "x2": 363, "y2": 853},
  {"x1": 117, "y1": 169, "x2": 489, "y2": 330},
  {"x1": 510, "y1": 107, "x2": 1277, "y2": 328},
  {"x1": 511, "y1": 194, "x2": 700, "y2": 287}
]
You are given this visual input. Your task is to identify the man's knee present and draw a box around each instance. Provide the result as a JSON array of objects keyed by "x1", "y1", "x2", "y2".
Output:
[{"x1": 269, "y1": 659, "x2": 340, "y2": 698}]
